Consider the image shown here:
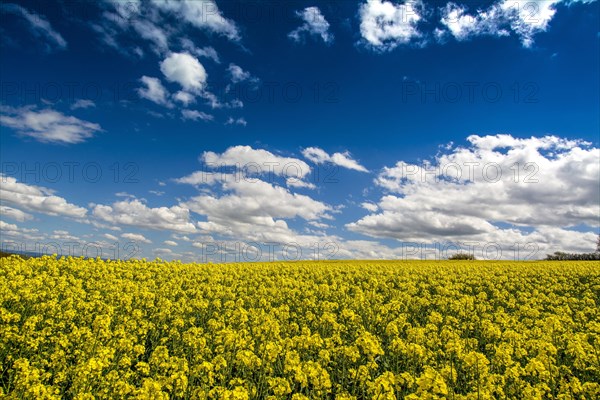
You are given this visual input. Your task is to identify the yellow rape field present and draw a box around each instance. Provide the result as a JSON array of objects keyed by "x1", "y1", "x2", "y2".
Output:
[{"x1": 1, "y1": 256, "x2": 599, "y2": 399}]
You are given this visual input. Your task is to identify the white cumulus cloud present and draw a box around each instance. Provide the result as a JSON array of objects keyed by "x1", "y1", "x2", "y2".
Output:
[
  {"x1": 160, "y1": 52, "x2": 207, "y2": 93},
  {"x1": 348, "y1": 134, "x2": 600, "y2": 255},
  {"x1": 359, "y1": 0, "x2": 424, "y2": 51}
]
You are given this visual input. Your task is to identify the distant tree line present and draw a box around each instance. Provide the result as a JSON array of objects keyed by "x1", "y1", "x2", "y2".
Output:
[{"x1": 545, "y1": 234, "x2": 600, "y2": 260}]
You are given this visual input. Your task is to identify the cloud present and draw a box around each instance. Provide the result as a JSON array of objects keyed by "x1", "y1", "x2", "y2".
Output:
[
  {"x1": 91, "y1": 199, "x2": 197, "y2": 233},
  {"x1": 500, "y1": 0, "x2": 559, "y2": 47},
  {"x1": 286, "y1": 179, "x2": 316, "y2": 190},
  {"x1": 0, "y1": 220, "x2": 43, "y2": 242},
  {"x1": 94, "y1": 0, "x2": 239, "y2": 57},
  {"x1": 50, "y1": 230, "x2": 79, "y2": 241},
  {"x1": 164, "y1": 240, "x2": 178, "y2": 246},
  {"x1": 121, "y1": 232, "x2": 152, "y2": 244},
  {"x1": 438, "y1": 0, "x2": 598, "y2": 47},
  {"x1": 0, "y1": 105, "x2": 102, "y2": 144},
  {"x1": 0, "y1": 3, "x2": 67, "y2": 51},
  {"x1": 198, "y1": 146, "x2": 312, "y2": 181},
  {"x1": 302, "y1": 147, "x2": 369, "y2": 172},
  {"x1": 181, "y1": 109, "x2": 213, "y2": 121},
  {"x1": 131, "y1": 18, "x2": 170, "y2": 54},
  {"x1": 103, "y1": 233, "x2": 119, "y2": 241},
  {"x1": 149, "y1": 0, "x2": 239, "y2": 41},
  {"x1": 71, "y1": 99, "x2": 96, "y2": 110},
  {"x1": 359, "y1": 0, "x2": 423, "y2": 51},
  {"x1": 227, "y1": 64, "x2": 255, "y2": 84},
  {"x1": 180, "y1": 39, "x2": 221, "y2": 63},
  {"x1": 439, "y1": 3, "x2": 507, "y2": 42},
  {"x1": 0, "y1": 175, "x2": 87, "y2": 218},
  {"x1": 176, "y1": 146, "x2": 335, "y2": 246},
  {"x1": 182, "y1": 178, "x2": 332, "y2": 243},
  {"x1": 288, "y1": 7, "x2": 334, "y2": 44},
  {"x1": 0, "y1": 205, "x2": 33, "y2": 222},
  {"x1": 173, "y1": 90, "x2": 195, "y2": 106},
  {"x1": 138, "y1": 76, "x2": 172, "y2": 107},
  {"x1": 225, "y1": 117, "x2": 247, "y2": 126},
  {"x1": 160, "y1": 52, "x2": 207, "y2": 93},
  {"x1": 361, "y1": 202, "x2": 379, "y2": 212},
  {"x1": 347, "y1": 134, "x2": 599, "y2": 254}
]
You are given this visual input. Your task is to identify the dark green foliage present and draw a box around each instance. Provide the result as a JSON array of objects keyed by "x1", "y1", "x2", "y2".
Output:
[{"x1": 448, "y1": 252, "x2": 476, "y2": 260}]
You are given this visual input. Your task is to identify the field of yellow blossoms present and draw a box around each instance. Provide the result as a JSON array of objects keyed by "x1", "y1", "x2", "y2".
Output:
[{"x1": 1, "y1": 256, "x2": 599, "y2": 399}]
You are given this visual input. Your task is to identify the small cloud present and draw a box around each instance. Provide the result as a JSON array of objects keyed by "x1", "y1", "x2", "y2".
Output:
[
  {"x1": 0, "y1": 205, "x2": 33, "y2": 222},
  {"x1": 173, "y1": 91, "x2": 195, "y2": 106},
  {"x1": 181, "y1": 39, "x2": 222, "y2": 64},
  {"x1": 361, "y1": 202, "x2": 379, "y2": 212},
  {"x1": 160, "y1": 52, "x2": 207, "y2": 93},
  {"x1": 227, "y1": 64, "x2": 259, "y2": 86},
  {"x1": 71, "y1": 99, "x2": 96, "y2": 110},
  {"x1": 182, "y1": 109, "x2": 213, "y2": 122},
  {"x1": 115, "y1": 192, "x2": 136, "y2": 199},
  {"x1": 103, "y1": 233, "x2": 119, "y2": 241},
  {"x1": 228, "y1": 64, "x2": 251, "y2": 83},
  {"x1": 287, "y1": 178, "x2": 316, "y2": 190},
  {"x1": 164, "y1": 240, "x2": 178, "y2": 246},
  {"x1": 0, "y1": 105, "x2": 102, "y2": 144},
  {"x1": 358, "y1": 0, "x2": 423, "y2": 51},
  {"x1": 121, "y1": 232, "x2": 152, "y2": 244},
  {"x1": 138, "y1": 76, "x2": 172, "y2": 107},
  {"x1": 289, "y1": 6, "x2": 334, "y2": 44},
  {"x1": 302, "y1": 147, "x2": 368, "y2": 172},
  {"x1": 225, "y1": 117, "x2": 247, "y2": 126}
]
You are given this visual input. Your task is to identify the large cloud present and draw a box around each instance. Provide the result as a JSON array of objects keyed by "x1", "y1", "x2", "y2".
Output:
[
  {"x1": 178, "y1": 154, "x2": 332, "y2": 244},
  {"x1": 348, "y1": 134, "x2": 599, "y2": 255}
]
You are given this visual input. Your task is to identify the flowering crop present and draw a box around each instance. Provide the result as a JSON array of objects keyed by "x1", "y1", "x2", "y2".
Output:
[{"x1": 1, "y1": 256, "x2": 598, "y2": 399}]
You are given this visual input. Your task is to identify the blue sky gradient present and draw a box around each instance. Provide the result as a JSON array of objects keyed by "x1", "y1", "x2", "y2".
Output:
[{"x1": 1, "y1": 0, "x2": 599, "y2": 261}]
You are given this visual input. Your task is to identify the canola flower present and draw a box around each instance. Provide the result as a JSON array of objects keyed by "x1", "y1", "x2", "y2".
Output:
[{"x1": 0, "y1": 256, "x2": 599, "y2": 399}]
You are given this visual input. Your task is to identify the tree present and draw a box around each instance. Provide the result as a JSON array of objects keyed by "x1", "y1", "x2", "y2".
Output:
[{"x1": 448, "y1": 252, "x2": 476, "y2": 260}]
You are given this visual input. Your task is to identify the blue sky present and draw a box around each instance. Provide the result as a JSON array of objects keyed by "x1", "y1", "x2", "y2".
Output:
[{"x1": 1, "y1": 0, "x2": 599, "y2": 261}]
